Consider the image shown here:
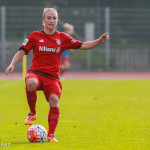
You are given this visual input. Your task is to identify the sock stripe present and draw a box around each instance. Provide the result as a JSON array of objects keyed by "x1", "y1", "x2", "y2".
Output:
[
  {"x1": 28, "y1": 100, "x2": 36, "y2": 103},
  {"x1": 48, "y1": 118, "x2": 58, "y2": 122}
]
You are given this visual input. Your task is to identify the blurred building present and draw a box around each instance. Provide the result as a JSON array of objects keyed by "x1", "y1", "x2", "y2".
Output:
[
  {"x1": 0, "y1": 0, "x2": 150, "y2": 72},
  {"x1": 0, "y1": 0, "x2": 150, "y2": 8}
]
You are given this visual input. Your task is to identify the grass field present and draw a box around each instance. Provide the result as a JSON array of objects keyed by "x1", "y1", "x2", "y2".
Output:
[{"x1": 0, "y1": 79, "x2": 150, "y2": 150}]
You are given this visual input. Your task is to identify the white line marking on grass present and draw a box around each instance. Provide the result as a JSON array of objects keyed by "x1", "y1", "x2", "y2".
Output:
[{"x1": 0, "y1": 80, "x2": 22, "y2": 88}]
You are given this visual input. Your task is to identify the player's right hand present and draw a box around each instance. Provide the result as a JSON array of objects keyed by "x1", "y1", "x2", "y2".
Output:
[
  {"x1": 5, "y1": 66, "x2": 14, "y2": 75},
  {"x1": 99, "y1": 33, "x2": 109, "y2": 43}
]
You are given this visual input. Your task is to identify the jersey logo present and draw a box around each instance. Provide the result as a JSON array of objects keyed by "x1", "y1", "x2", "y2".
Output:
[
  {"x1": 71, "y1": 39, "x2": 76, "y2": 43},
  {"x1": 56, "y1": 39, "x2": 61, "y2": 45},
  {"x1": 22, "y1": 38, "x2": 28, "y2": 46},
  {"x1": 39, "y1": 39, "x2": 44, "y2": 42}
]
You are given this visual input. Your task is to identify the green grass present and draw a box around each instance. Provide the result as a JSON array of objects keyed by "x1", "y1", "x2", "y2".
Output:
[{"x1": 0, "y1": 79, "x2": 150, "y2": 150}]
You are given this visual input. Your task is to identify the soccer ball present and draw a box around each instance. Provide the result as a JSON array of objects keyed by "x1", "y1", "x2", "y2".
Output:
[{"x1": 27, "y1": 125, "x2": 47, "y2": 143}]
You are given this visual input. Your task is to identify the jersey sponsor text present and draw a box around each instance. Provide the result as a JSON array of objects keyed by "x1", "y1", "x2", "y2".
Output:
[{"x1": 39, "y1": 46, "x2": 61, "y2": 53}]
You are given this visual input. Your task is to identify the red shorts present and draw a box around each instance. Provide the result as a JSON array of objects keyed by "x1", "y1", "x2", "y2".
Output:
[
  {"x1": 60, "y1": 57, "x2": 69, "y2": 65},
  {"x1": 25, "y1": 73, "x2": 62, "y2": 101}
]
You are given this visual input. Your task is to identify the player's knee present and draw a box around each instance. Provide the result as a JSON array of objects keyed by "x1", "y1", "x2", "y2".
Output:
[
  {"x1": 49, "y1": 94, "x2": 59, "y2": 107},
  {"x1": 26, "y1": 78, "x2": 38, "y2": 92}
]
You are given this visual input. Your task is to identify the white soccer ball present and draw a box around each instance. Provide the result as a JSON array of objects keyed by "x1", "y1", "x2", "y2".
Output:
[{"x1": 27, "y1": 124, "x2": 47, "y2": 143}]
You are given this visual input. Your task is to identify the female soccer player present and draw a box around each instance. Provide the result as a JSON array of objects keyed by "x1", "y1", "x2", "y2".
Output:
[
  {"x1": 5, "y1": 8, "x2": 109, "y2": 142},
  {"x1": 60, "y1": 23, "x2": 74, "y2": 78}
]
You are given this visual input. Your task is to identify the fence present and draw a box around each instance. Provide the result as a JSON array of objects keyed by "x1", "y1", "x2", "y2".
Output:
[{"x1": 0, "y1": 6, "x2": 150, "y2": 72}]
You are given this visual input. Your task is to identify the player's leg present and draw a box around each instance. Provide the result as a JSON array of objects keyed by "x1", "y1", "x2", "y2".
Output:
[
  {"x1": 24, "y1": 73, "x2": 41, "y2": 125},
  {"x1": 26, "y1": 78, "x2": 38, "y2": 114},
  {"x1": 43, "y1": 79, "x2": 62, "y2": 142},
  {"x1": 47, "y1": 94, "x2": 60, "y2": 142}
]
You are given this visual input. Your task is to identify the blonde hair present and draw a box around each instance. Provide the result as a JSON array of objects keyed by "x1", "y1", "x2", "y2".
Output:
[
  {"x1": 42, "y1": 8, "x2": 58, "y2": 19},
  {"x1": 63, "y1": 23, "x2": 74, "y2": 31}
]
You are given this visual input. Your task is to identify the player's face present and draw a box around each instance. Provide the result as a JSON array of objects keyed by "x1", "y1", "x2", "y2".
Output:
[{"x1": 43, "y1": 11, "x2": 58, "y2": 30}]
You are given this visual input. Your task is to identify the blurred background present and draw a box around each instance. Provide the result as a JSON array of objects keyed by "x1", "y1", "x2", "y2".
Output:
[{"x1": 0, "y1": 0, "x2": 150, "y2": 72}]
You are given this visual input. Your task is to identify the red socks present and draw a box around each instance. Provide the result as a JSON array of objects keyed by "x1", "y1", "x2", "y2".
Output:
[
  {"x1": 26, "y1": 88, "x2": 37, "y2": 114},
  {"x1": 48, "y1": 107, "x2": 60, "y2": 136}
]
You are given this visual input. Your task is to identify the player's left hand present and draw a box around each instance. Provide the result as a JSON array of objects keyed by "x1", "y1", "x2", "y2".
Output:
[{"x1": 99, "y1": 33, "x2": 109, "y2": 43}]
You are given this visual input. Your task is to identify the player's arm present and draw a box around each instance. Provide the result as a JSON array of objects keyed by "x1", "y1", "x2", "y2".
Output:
[
  {"x1": 80, "y1": 33, "x2": 109, "y2": 50},
  {"x1": 5, "y1": 49, "x2": 25, "y2": 75}
]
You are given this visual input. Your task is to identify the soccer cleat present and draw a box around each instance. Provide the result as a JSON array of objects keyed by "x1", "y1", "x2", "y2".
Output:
[
  {"x1": 47, "y1": 134, "x2": 58, "y2": 142},
  {"x1": 24, "y1": 113, "x2": 36, "y2": 125}
]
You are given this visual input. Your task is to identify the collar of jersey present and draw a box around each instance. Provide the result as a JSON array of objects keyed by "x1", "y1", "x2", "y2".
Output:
[{"x1": 42, "y1": 29, "x2": 56, "y2": 36}]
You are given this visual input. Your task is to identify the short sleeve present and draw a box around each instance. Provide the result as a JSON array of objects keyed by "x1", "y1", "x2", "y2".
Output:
[
  {"x1": 62, "y1": 33, "x2": 83, "y2": 50},
  {"x1": 19, "y1": 32, "x2": 36, "y2": 55}
]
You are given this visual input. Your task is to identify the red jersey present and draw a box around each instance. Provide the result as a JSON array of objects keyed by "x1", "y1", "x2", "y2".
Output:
[{"x1": 19, "y1": 30, "x2": 83, "y2": 78}]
